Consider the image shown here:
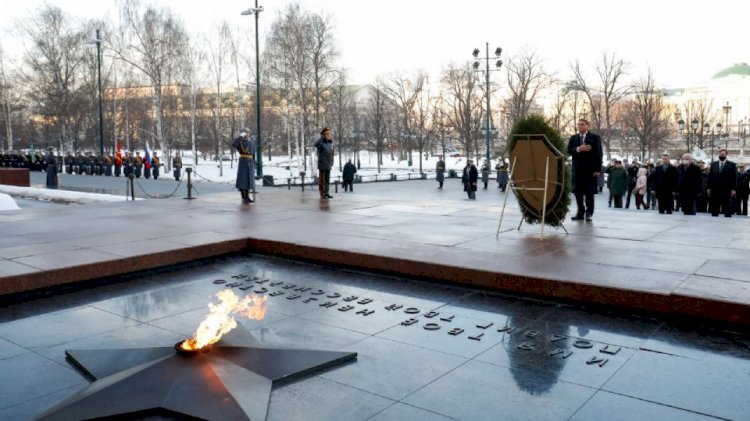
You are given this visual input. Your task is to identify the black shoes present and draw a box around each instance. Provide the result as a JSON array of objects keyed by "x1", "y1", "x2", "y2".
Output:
[
  {"x1": 326, "y1": 194, "x2": 334, "y2": 199},
  {"x1": 585, "y1": 214, "x2": 592, "y2": 222},
  {"x1": 571, "y1": 214, "x2": 585, "y2": 221}
]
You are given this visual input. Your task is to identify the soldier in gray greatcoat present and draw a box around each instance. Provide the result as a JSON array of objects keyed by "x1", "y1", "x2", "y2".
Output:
[
  {"x1": 232, "y1": 128, "x2": 256, "y2": 204},
  {"x1": 435, "y1": 156, "x2": 446, "y2": 189},
  {"x1": 45, "y1": 147, "x2": 58, "y2": 189},
  {"x1": 314, "y1": 127, "x2": 334, "y2": 199}
]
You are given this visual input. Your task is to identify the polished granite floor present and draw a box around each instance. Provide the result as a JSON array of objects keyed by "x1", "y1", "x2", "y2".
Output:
[{"x1": 1, "y1": 254, "x2": 749, "y2": 421}]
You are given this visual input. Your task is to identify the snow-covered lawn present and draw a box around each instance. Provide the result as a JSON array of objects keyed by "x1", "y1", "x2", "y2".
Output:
[
  {"x1": 0, "y1": 185, "x2": 134, "y2": 205},
  {"x1": 184, "y1": 151, "x2": 493, "y2": 184}
]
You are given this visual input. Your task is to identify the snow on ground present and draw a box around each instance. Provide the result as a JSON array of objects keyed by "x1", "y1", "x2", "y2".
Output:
[
  {"x1": 0, "y1": 185, "x2": 135, "y2": 205},
  {"x1": 185, "y1": 151, "x2": 495, "y2": 184},
  {"x1": 0, "y1": 192, "x2": 20, "y2": 211}
]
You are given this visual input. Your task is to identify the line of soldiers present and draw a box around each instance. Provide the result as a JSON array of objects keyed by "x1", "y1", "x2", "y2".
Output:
[
  {"x1": 0, "y1": 152, "x2": 49, "y2": 171},
  {"x1": 60, "y1": 151, "x2": 162, "y2": 179}
]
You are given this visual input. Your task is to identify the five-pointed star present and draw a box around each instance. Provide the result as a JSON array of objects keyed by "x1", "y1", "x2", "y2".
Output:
[{"x1": 38, "y1": 328, "x2": 357, "y2": 420}]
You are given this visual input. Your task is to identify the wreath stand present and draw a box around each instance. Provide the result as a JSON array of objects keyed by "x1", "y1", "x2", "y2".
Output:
[{"x1": 496, "y1": 156, "x2": 568, "y2": 240}]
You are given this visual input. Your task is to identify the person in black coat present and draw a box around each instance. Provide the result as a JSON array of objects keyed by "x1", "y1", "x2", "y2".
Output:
[
  {"x1": 651, "y1": 154, "x2": 679, "y2": 214},
  {"x1": 707, "y1": 148, "x2": 737, "y2": 217},
  {"x1": 567, "y1": 119, "x2": 603, "y2": 221},
  {"x1": 462, "y1": 159, "x2": 478, "y2": 199},
  {"x1": 676, "y1": 153, "x2": 702, "y2": 215},
  {"x1": 735, "y1": 165, "x2": 749, "y2": 215},
  {"x1": 314, "y1": 127, "x2": 335, "y2": 199},
  {"x1": 625, "y1": 160, "x2": 639, "y2": 208},
  {"x1": 342, "y1": 159, "x2": 357, "y2": 192}
]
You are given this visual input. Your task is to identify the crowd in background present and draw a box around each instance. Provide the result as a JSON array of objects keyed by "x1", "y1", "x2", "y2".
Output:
[{"x1": 602, "y1": 149, "x2": 749, "y2": 217}]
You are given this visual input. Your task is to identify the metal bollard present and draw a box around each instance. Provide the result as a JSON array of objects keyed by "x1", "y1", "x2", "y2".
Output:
[
  {"x1": 287, "y1": 178, "x2": 291, "y2": 190},
  {"x1": 334, "y1": 180, "x2": 338, "y2": 193},
  {"x1": 184, "y1": 167, "x2": 195, "y2": 200},
  {"x1": 128, "y1": 173, "x2": 135, "y2": 201},
  {"x1": 300, "y1": 171, "x2": 306, "y2": 192}
]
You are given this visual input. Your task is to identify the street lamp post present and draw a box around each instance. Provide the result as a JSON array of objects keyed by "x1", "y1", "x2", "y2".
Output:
[
  {"x1": 472, "y1": 43, "x2": 502, "y2": 163},
  {"x1": 677, "y1": 117, "x2": 699, "y2": 152},
  {"x1": 723, "y1": 102, "x2": 732, "y2": 151},
  {"x1": 90, "y1": 29, "x2": 105, "y2": 157},
  {"x1": 241, "y1": 1, "x2": 264, "y2": 177}
]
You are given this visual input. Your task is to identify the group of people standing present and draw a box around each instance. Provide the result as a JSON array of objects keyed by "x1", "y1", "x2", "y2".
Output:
[{"x1": 605, "y1": 150, "x2": 748, "y2": 217}]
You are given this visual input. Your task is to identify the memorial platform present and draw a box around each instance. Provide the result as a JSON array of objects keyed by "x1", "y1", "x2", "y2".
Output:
[{"x1": 1, "y1": 181, "x2": 749, "y2": 325}]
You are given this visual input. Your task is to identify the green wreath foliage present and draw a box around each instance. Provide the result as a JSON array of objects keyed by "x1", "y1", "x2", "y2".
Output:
[{"x1": 508, "y1": 115, "x2": 571, "y2": 227}]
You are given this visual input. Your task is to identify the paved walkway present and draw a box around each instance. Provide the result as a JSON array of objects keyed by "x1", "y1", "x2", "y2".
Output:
[{"x1": 1, "y1": 180, "x2": 749, "y2": 325}]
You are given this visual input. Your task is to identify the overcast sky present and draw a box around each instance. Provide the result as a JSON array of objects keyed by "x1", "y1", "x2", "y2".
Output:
[{"x1": 1, "y1": 0, "x2": 748, "y2": 88}]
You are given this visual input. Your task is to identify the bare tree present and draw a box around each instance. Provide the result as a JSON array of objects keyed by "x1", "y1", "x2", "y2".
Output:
[
  {"x1": 505, "y1": 49, "x2": 553, "y2": 126},
  {"x1": 366, "y1": 80, "x2": 390, "y2": 173},
  {"x1": 179, "y1": 33, "x2": 205, "y2": 167},
  {"x1": 266, "y1": 3, "x2": 340, "y2": 164},
  {"x1": 325, "y1": 72, "x2": 352, "y2": 172},
  {"x1": 622, "y1": 69, "x2": 671, "y2": 159},
  {"x1": 205, "y1": 21, "x2": 232, "y2": 176},
  {"x1": 118, "y1": 0, "x2": 187, "y2": 167},
  {"x1": 18, "y1": 5, "x2": 88, "y2": 152},
  {"x1": 0, "y1": 45, "x2": 18, "y2": 151},
  {"x1": 414, "y1": 78, "x2": 431, "y2": 174},
  {"x1": 571, "y1": 52, "x2": 630, "y2": 159},
  {"x1": 440, "y1": 62, "x2": 483, "y2": 160},
  {"x1": 384, "y1": 70, "x2": 427, "y2": 164}
]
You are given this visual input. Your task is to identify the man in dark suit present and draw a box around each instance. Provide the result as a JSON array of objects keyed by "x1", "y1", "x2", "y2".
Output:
[
  {"x1": 652, "y1": 154, "x2": 679, "y2": 214},
  {"x1": 567, "y1": 119, "x2": 603, "y2": 221},
  {"x1": 707, "y1": 148, "x2": 737, "y2": 217}
]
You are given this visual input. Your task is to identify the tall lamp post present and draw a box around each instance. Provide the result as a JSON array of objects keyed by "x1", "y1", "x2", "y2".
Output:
[
  {"x1": 89, "y1": 30, "x2": 105, "y2": 157},
  {"x1": 241, "y1": 1, "x2": 264, "y2": 177},
  {"x1": 677, "y1": 117, "x2": 699, "y2": 152},
  {"x1": 472, "y1": 43, "x2": 502, "y2": 163},
  {"x1": 722, "y1": 102, "x2": 732, "y2": 150}
]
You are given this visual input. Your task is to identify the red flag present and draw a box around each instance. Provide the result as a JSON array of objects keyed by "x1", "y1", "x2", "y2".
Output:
[{"x1": 115, "y1": 140, "x2": 122, "y2": 166}]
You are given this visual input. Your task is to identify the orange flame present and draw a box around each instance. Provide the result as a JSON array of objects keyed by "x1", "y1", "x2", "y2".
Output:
[{"x1": 180, "y1": 289, "x2": 268, "y2": 351}]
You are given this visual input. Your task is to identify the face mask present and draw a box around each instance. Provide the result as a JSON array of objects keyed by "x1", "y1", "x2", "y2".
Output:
[{"x1": 719, "y1": 156, "x2": 726, "y2": 161}]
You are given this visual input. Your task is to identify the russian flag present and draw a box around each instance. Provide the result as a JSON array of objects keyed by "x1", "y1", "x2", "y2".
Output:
[{"x1": 144, "y1": 141, "x2": 153, "y2": 170}]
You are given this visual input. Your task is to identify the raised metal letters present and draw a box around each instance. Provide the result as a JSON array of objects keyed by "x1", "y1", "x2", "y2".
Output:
[
  {"x1": 469, "y1": 333, "x2": 484, "y2": 341},
  {"x1": 476, "y1": 322, "x2": 494, "y2": 329},
  {"x1": 286, "y1": 294, "x2": 302, "y2": 300},
  {"x1": 549, "y1": 348, "x2": 573, "y2": 359},
  {"x1": 448, "y1": 328, "x2": 464, "y2": 336},
  {"x1": 550, "y1": 334, "x2": 567, "y2": 342},
  {"x1": 294, "y1": 287, "x2": 311, "y2": 292},
  {"x1": 423, "y1": 323, "x2": 440, "y2": 331},
  {"x1": 586, "y1": 356, "x2": 608, "y2": 367},
  {"x1": 255, "y1": 279, "x2": 269, "y2": 284},
  {"x1": 423, "y1": 311, "x2": 440, "y2": 318},
  {"x1": 385, "y1": 304, "x2": 403, "y2": 311},
  {"x1": 338, "y1": 305, "x2": 355, "y2": 312},
  {"x1": 310, "y1": 290, "x2": 325, "y2": 295},
  {"x1": 327, "y1": 293, "x2": 341, "y2": 298},
  {"x1": 356, "y1": 309, "x2": 375, "y2": 316},
  {"x1": 599, "y1": 345, "x2": 621, "y2": 355},
  {"x1": 302, "y1": 297, "x2": 318, "y2": 304},
  {"x1": 517, "y1": 342, "x2": 536, "y2": 351},
  {"x1": 497, "y1": 326, "x2": 517, "y2": 333},
  {"x1": 404, "y1": 308, "x2": 420, "y2": 314},
  {"x1": 269, "y1": 281, "x2": 283, "y2": 287},
  {"x1": 282, "y1": 284, "x2": 297, "y2": 290},
  {"x1": 319, "y1": 301, "x2": 337, "y2": 308},
  {"x1": 357, "y1": 298, "x2": 374, "y2": 305},
  {"x1": 253, "y1": 288, "x2": 268, "y2": 294},
  {"x1": 269, "y1": 291, "x2": 284, "y2": 297},
  {"x1": 439, "y1": 315, "x2": 455, "y2": 322},
  {"x1": 401, "y1": 318, "x2": 419, "y2": 326},
  {"x1": 524, "y1": 330, "x2": 540, "y2": 338},
  {"x1": 573, "y1": 340, "x2": 593, "y2": 349},
  {"x1": 239, "y1": 286, "x2": 252, "y2": 291},
  {"x1": 343, "y1": 296, "x2": 359, "y2": 302}
]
